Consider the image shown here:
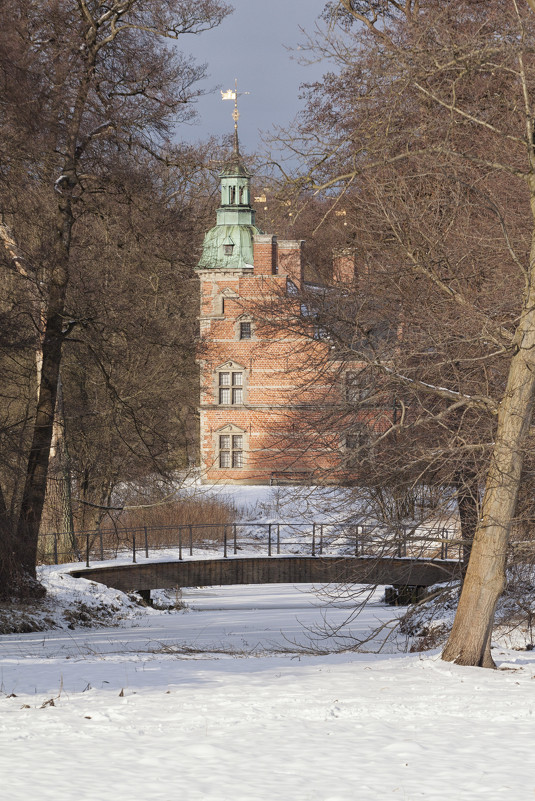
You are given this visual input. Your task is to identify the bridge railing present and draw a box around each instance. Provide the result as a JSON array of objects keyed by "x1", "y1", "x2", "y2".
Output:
[{"x1": 37, "y1": 521, "x2": 467, "y2": 568}]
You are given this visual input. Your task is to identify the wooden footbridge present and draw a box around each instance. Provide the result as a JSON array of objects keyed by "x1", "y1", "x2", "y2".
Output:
[{"x1": 63, "y1": 521, "x2": 461, "y2": 600}]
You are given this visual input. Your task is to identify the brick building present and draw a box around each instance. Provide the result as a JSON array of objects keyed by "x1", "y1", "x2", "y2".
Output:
[{"x1": 196, "y1": 138, "x2": 381, "y2": 485}]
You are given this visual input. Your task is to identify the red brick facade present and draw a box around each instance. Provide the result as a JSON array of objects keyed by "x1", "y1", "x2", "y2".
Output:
[
  {"x1": 197, "y1": 235, "x2": 357, "y2": 484},
  {"x1": 196, "y1": 138, "x2": 391, "y2": 485}
]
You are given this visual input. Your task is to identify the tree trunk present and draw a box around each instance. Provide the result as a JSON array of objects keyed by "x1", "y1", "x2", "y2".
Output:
[
  {"x1": 15, "y1": 182, "x2": 73, "y2": 575},
  {"x1": 15, "y1": 298, "x2": 67, "y2": 575},
  {"x1": 39, "y1": 374, "x2": 76, "y2": 561},
  {"x1": 443, "y1": 265, "x2": 535, "y2": 666},
  {"x1": 13, "y1": 36, "x2": 94, "y2": 577}
]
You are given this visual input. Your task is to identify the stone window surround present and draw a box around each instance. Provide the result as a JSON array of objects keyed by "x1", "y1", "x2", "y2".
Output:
[
  {"x1": 216, "y1": 286, "x2": 239, "y2": 317},
  {"x1": 235, "y1": 313, "x2": 255, "y2": 341},
  {"x1": 214, "y1": 360, "x2": 249, "y2": 406},
  {"x1": 214, "y1": 423, "x2": 248, "y2": 469}
]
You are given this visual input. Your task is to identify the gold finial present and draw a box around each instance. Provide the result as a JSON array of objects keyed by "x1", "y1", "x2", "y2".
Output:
[{"x1": 221, "y1": 79, "x2": 250, "y2": 151}]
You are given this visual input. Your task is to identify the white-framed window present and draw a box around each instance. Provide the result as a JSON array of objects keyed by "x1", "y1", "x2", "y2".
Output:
[
  {"x1": 215, "y1": 361, "x2": 247, "y2": 406},
  {"x1": 215, "y1": 423, "x2": 247, "y2": 470},
  {"x1": 219, "y1": 434, "x2": 244, "y2": 468},
  {"x1": 218, "y1": 370, "x2": 244, "y2": 405}
]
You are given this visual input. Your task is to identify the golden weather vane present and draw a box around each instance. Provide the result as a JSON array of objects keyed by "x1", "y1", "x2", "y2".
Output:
[{"x1": 221, "y1": 79, "x2": 250, "y2": 147}]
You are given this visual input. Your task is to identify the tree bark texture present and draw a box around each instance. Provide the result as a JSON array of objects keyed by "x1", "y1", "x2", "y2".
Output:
[
  {"x1": 15, "y1": 290, "x2": 67, "y2": 575},
  {"x1": 443, "y1": 251, "x2": 535, "y2": 666}
]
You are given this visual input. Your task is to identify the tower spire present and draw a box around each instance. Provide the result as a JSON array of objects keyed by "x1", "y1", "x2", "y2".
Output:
[
  {"x1": 221, "y1": 78, "x2": 249, "y2": 156},
  {"x1": 232, "y1": 78, "x2": 240, "y2": 156},
  {"x1": 197, "y1": 82, "x2": 259, "y2": 271}
]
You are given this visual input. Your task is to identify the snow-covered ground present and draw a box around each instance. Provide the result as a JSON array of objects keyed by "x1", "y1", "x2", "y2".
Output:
[
  {"x1": 1, "y1": 565, "x2": 534, "y2": 800},
  {"x1": 0, "y1": 486, "x2": 530, "y2": 800}
]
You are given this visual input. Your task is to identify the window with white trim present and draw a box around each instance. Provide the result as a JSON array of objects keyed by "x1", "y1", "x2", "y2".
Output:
[
  {"x1": 219, "y1": 370, "x2": 243, "y2": 405},
  {"x1": 219, "y1": 434, "x2": 244, "y2": 468}
]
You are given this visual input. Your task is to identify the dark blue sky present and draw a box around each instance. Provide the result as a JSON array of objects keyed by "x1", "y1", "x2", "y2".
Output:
[{"x1": 178, "y1": 0, "x2": 328, "y2": 155}]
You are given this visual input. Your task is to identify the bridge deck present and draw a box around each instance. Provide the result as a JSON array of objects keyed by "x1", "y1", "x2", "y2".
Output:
[{"x1": 71, "y1": 555, "x2": 459, "y2": 592}]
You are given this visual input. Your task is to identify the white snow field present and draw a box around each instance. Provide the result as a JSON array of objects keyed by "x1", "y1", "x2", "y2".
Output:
[{"x1": 1, "y1": 569, "x2": 535, "y2": 801}]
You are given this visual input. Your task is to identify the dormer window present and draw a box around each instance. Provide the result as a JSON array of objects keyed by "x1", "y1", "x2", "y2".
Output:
[{"x1": 222, "y1": 236, "x2": 235, "y2": 257}]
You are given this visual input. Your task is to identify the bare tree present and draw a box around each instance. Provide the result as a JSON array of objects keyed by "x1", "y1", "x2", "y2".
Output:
[
  {"x1": 0, "y1": 0, "x2": 231, "y2": 595},
  {"x1": 266, "y1": 0, "x2": 535, "y2": 666}
]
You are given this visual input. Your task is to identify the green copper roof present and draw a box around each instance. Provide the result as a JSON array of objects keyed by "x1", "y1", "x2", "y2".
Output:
[
  {"x1": 197, "y1": 134, "x2": 261, "y2": 270},
  {"x1": 198, "y1": 223, "x2": 258, "y2": 269},
  {"x1": 220, "y1": 151, "x2": 250, "y2": 177}
]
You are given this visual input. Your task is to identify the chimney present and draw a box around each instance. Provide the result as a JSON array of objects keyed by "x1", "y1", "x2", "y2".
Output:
[
  {"x1": 253, "y1": 234, "x2": 277, "y2": 275},
  {"x1": 333, "y1": 247, "x2": 357, "y2": 285},
  {"x1": 278, "y1": 240, "x2": 304, "y2": 290}
]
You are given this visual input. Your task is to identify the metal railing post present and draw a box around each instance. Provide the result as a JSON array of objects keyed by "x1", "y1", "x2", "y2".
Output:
[
  {"x1": 223, "y1": 525, "x2": 228, "y2": 558},
  {"x1": 277, "y1": 523, "x2": 280, "y2": 555},
  {"x1": 355, "y1": 525, "x2": 359, "y2": 557},
  {"x1": 179, "y1": 526, "x2": 183, "y2": 560},
  {"x1": 144, "y1": 526, "x2": 149, "y2": 559},
  {"x1": 312, "y1": 523, "x2": 316, "y2": 557},
  {"x1": 132, "y1": 532, "x2": 136, "y2": 563},
  {"x1": 233, "y1": 523, "x2": 237, "y2": 555},
  {"x1": 268, "y1": 523, "x2": 272, "y2": 557},
  {"x1": 189, "y1": 524, "x2": 193, "y2": 556},
  {"x1": 319, "y1": 524, "x2": 324, "y2": 555},
  {"x1": 86, "y1": 534, "x2": 90, "y2": 567}
]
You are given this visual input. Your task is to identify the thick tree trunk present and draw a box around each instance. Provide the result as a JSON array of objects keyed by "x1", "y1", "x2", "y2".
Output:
[
  {"x1": 13, "y1": 38, "x2": 94, "y2": 577},
  {"x1": 15, "y1": 178, "x2": 74, "y2": 575},
  {"x1": 39, "y1": 375, "x2": 76, "y2": 561},
  {"x1": 443, "y1": 274, "x2": 535, "y2": 666},
  {"x1": 15, "y1": 297, "x2": 67, "y2": 575}
]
